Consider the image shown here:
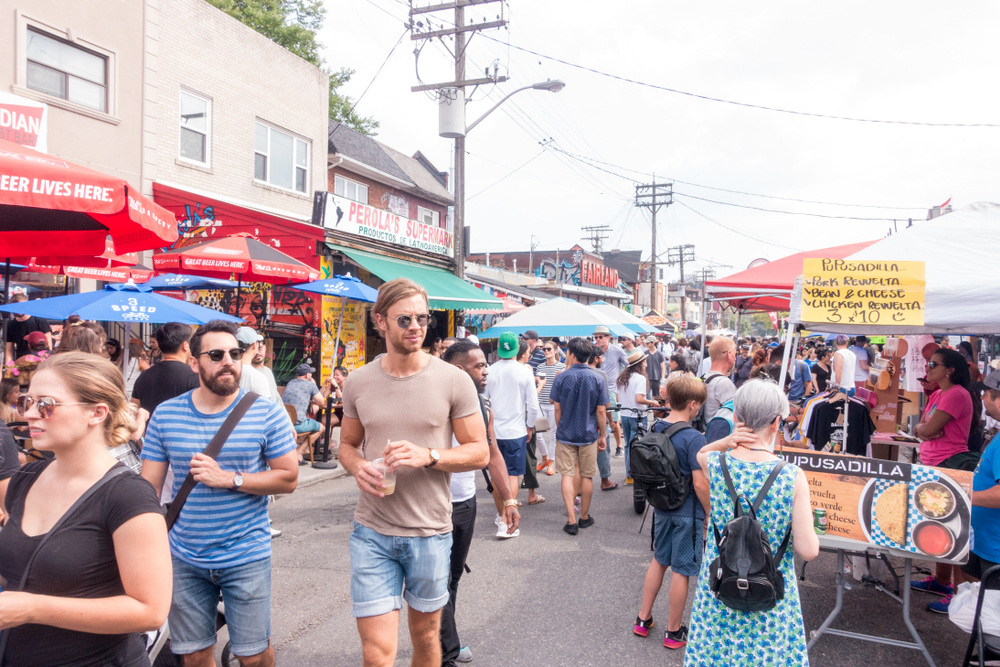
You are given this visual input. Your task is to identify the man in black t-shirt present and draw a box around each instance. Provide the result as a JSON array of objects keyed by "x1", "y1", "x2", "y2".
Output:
[
  {"x1": 5, "y1": 294, "x2": 52, "y2": 360},
  {"x1": 131, "y1": 322, "x2": 200, "y2": 415}
]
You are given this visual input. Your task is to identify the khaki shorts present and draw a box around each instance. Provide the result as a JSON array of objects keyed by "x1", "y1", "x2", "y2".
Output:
[{"x1": 555, "y1": 441, "x2": 598, "y2": 478}]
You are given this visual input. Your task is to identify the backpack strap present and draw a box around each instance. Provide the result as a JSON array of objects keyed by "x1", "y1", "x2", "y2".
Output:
[
  {"x1": 662, "y1": 421, "x2": 692, "y2": 439},
  {"x1": 774, "y1": 523, "x2": 793, "y2": 564},
  {"x1": 718, "y1": 453, "x2": 744, "y2": 518},
  {"x1": 750, "y1": 460, "x2": 788, "y2": 517}
]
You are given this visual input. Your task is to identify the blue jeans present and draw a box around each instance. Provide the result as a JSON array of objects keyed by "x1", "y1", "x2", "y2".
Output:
[
  {"x1": 170, "y1": 556, "x2": 272, "y2": 657},
  {"x1": 349, "y1": 521, "x2": 452, "y2": 618},
  {"x1": 621, "y1": 415, "x2": 646, "y2": 477},
  {"x1": 597, "y1": 439, "x2": 611, "y2": 479}
]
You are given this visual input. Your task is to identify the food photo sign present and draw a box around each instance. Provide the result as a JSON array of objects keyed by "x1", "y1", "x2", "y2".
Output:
[{"x1": 779, "y1": 450, "x2": 973, "y2": 564}]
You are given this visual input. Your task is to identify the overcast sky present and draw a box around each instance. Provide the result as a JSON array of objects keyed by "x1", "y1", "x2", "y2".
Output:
[{"x1": 320, "y1": 1, "x2": 1000, "y2": 283}]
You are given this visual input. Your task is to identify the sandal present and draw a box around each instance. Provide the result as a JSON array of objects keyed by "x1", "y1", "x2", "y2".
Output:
[
  {"x1": 546, "y1": 465, "x2": 555, "y2": 476},
  {"x1": 528, "y1": 495, "x2": 546, "y2": 505},
  {"x1": 535, "y1": 458, "x2": 549, "y2": 472},
  {"x1": 634, "y1": 615, "x2": 654, "y2": 638},
  {"x1": 601, "y1": 481, "x2": 619, "y2": 491}
]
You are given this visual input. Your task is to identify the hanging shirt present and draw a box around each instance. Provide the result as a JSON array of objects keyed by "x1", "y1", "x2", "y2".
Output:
[{"x1": 806, "y1": 399, "x2": 875, "y2": 456}]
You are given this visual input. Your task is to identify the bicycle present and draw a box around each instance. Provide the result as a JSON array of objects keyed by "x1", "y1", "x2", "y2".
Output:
[{"x1": 617, "y1": 404, "x2": 669, "y2": 514}]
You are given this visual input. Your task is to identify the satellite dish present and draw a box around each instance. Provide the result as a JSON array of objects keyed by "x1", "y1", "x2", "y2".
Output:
[{"x1": 747, "y1": 258, "x2": 770, "y2": 269}]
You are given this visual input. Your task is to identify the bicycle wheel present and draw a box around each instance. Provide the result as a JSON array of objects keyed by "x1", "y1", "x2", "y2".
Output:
[
  {"x1": 221, "y1": 641, "x2": 238, "y2": 666},
  {"x1": 633, "y1": 483, "x2": 646, "y2": 514}
]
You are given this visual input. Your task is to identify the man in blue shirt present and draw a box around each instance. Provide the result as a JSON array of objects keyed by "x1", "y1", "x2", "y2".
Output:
[
  {"x1": 141, "y1": 320, "x2": 299, "y2": 666},
  {"x1": 550, "y1": 337, "x2": 608, "y2": 535},
  {"x1": 963, "y1": 371, "x2": 1000, "y2": 588}
]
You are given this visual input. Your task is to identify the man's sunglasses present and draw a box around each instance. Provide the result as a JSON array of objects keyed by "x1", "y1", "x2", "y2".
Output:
[
  {"x1": 394, "y1": 314, "x2": 430, "y2": 328},
  {"x1": 198, "y1": 348, "x2": 244, "y2": 363},
  {"x1": 17, "y1": 395, "x2": 91, "y2": 419}
]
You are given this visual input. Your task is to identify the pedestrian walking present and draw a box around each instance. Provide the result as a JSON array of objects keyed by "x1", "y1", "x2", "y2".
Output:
[
  {"x1": 131, "y1": 322, "x2": 201, "y2": 416},
  {"x1": 684, "y1": 380, "x2": 819, "y2": 666},
  {"x1": 439, "y1": 338, "x2": 520, "y2": 666},
  {"x1": 337, "y1": 278, "x2": 490, "y2": 667},
  {"x1": 236, "y1": 327, "x2": 272, "y2": 399},
  {"x1": 251, "y1": 344, "x2": 281, "y2": 403},
  {"x1": 619, "y1": 349, "x2": 660, "y2": 484},
  {"x1": 485, "y1": 331, "x2": 541, "y2": 532},
  {"x1": 140, "y1": 320, "x2": 299, "y2": 667},
  {"x1": 645, "y1": 335, "x2": 666, "y2": 400},
  {"x1": 0, "y1": 353, "x2": 171, "y2": 667},
  {"x1": 550, "y1": 337, "x2": 608, "y2": 535},
  {"x1": 588, "y1": 346, "x2": 618, "y2": 491},
  {"x1": 702, "y1": 337, "x2": 738, "y2": 425},
  {"x1": 515, "y1": 341, "x2": 546, "y2": 509},
  {"x1": 592, "y1": 326, "x2": 627, "y2": 457},
  {"x1": 534, "y1": 341, "x2": 565, "y2": 476}
]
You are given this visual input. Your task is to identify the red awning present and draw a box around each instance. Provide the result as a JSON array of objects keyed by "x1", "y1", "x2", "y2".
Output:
[
  {"x1": 0, "y1": 139, "x2": 178, "y2": 256},
  {"x1": 705, "y1": 241, "x2": 878, "y2": 312}
]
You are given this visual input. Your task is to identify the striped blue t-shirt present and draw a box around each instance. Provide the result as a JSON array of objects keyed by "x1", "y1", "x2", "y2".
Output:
[{"x1": 142, "y1": 389, "x2": 296, "y2": 568}]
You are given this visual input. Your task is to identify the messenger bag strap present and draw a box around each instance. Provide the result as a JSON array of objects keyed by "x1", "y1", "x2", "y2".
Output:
[{"x1": 165, "y1": 393, "x2": 259, "y2": 531}]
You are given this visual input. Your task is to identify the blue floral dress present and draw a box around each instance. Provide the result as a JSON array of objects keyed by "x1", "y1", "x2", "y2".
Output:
[{"x1": 684, "y1": 453, "x2": 809, "y2": 667}]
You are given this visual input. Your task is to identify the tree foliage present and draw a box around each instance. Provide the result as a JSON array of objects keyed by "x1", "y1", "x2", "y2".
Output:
[{"x1": 206, "y1": 0, "x2": 379, "y2": 136}]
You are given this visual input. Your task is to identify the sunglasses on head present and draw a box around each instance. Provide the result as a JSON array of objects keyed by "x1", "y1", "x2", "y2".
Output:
[
  {"x1": 17, "y1": 395, "x2": 91, "y2": 419},
  {"x1": 198, "y1": 348, "x2": 244, "y2": 363},
  {"x1": 394, "y1": 314, "x2": 429, "y2": 328}
]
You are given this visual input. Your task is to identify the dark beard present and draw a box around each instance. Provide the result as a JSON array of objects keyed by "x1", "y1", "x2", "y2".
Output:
[{"x1": 202, "y1": 367, "x2": 240, "y2": 396}]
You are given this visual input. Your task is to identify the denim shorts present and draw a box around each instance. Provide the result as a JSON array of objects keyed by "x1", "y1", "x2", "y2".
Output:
[
  {"x1": 349, "y1": 521, "x2": 452, "y2": 618},
  {"x1": 496, "y1": 436, "x2": 528, "y2": 476},
  {"x1": 653, "y1": 511, "x2": 704, "y2": 577},
  {"x1": 170, "y1": 556, "x2": 272, "y2": 657},
  {"x1": 294, "y1": 417, "x2": 322, "y2": 433}
]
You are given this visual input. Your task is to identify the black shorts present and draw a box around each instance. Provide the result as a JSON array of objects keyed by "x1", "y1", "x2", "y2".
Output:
[{"x1": 961, "y1": 551, "x2": 1000, "y2": 587}]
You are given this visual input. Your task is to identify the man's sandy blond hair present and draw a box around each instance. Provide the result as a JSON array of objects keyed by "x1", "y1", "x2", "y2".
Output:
[
  {"x1": 709, "y1": 336, "x2": 736, "y2": 362},
  {"x1": 370, "y1": 278, "x2": 429, "y2": 338}
]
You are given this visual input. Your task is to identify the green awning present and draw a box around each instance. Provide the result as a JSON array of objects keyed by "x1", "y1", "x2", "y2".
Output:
[{"x1": 328, "y1": 244, "x2": 503, "y2": 311}]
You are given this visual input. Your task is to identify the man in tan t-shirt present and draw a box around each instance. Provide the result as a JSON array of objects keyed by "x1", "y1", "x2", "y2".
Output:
[{"x1": 339, "y1": 278, "x2": 490, "y2": 667}]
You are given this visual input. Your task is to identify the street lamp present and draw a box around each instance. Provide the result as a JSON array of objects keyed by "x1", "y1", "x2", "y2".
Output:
[{"x1": 442, "y1": 79, "x2": 566, "y2": 278}]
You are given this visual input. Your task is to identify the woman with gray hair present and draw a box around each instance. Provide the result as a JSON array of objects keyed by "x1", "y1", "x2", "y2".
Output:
[{"x1": 684, "y1": 380, "x2": 820, "y2": 666}]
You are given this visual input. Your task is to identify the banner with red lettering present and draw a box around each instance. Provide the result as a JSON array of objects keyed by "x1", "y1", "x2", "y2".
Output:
[
  {"x1": 0, "y1": 92, "x2": 47, "y2": 152},
  {"x1": 315, "y1": 192, "x2": 453, "y2": 257}
]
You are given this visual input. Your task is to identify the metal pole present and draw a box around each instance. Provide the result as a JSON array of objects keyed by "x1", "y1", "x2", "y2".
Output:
[
  {"x1": 452, "y1": 0, "x2": 466, "y2": 280},
  {"x1": 2, "y1": 258, "x2": 9, "y2": 364},
  {"x1": 698, "y1": 293, "x2": 708, "y2": 372}
]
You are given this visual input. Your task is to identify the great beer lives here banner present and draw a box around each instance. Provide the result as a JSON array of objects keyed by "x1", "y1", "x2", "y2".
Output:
[{"x1": 800, "y1": 258, "x2": 926, "y2": 326}]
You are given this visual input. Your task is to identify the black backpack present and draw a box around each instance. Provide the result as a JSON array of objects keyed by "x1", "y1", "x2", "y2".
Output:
[
  {"x1": 708, "y1": 454, "x2": 792, "y2": 613},
  {"x1": 690, "y1": 374, "x2": 722, "y2": 432},
  {"x1": 630, "y1": 421, "x2": 692, "y2": 512}
]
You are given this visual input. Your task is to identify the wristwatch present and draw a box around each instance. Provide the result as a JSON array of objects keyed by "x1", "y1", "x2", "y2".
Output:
[
  {"x1": 231, "y1": 472, "x2": 244, "y2": 491},
  {"x1": 426, "y1": 449, "x2": 440, "y2": 468}
]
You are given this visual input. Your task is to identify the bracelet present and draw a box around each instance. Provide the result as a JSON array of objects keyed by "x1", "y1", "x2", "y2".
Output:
[{"x1": 503, "y1": 499, "x2": 519, "y2": 508}]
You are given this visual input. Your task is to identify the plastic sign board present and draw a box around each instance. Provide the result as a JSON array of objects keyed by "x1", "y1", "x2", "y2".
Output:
[
  {"x1": 313, "y1": 192, "x2": 453, "y2": 258},
  {"x1": 800, "y1": 258, "x2": 925, "y2": 326},
  {"x1": 0, "y1": 92, "x2": 48, "y2": 152}
]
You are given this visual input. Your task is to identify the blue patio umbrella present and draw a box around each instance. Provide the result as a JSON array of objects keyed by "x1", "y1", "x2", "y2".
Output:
[
  {"x1": 143, "y1": 273, "x2": 240, "y2": 291},
  {"x1": 0, "y1": 281, "x2": 243, "y2": 369},
  {"x1": 291, "y1": 274, "x2": 379, "y2": 370}
]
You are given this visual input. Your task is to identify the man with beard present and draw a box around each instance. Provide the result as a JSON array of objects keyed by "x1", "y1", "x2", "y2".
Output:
[
  {"x1": 251, "y1": 341, "x2": 281, "y2": 403},
  {"x1": 236, "y1": 327, "x2": 272, "y2": 399},
  {"x1": 141, "y1": 320, "x2": 298, "y2": 667},
  {"x1": 439, "y1": 338, "x2": 520, "y2": 666},
  {"x1": 339, "y1": 278, "x2": 489, "y2": 667}
]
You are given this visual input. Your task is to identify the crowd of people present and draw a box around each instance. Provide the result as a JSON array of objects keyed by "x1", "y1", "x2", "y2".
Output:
[{"x1": 1, "y1": 282, "x2": 999, "y2": 666}]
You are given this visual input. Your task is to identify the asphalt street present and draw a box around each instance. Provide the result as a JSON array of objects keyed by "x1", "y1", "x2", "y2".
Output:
[{"x1": 256, "y1": 455, "x2": 970, "y2": 666}]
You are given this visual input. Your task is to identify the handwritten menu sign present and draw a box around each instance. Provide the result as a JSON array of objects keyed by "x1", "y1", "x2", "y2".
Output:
[
  {"x1": 800, "y1": 259, "x2": 925, "y2": 326},
  {"x1": 780, "y1": 450, "x2": 972, "y2": 564}
]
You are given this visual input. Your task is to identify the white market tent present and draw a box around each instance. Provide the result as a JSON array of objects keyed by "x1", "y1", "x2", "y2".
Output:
[{"x1": 788, "y1": 201, "x2": 1000, "y2": 336}]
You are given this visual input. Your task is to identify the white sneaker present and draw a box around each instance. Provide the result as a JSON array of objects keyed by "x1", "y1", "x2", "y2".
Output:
[
  {"x1": 494, "y1": 514, "x2": 504, "y2": 527},
  {"x1": 496, "y1": 522, "x2": 520, "y2": 539}
]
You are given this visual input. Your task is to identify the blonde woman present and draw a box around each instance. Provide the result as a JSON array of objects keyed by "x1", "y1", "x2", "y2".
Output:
[{"x1": 0, "y1": 352, "x2": 171, "y2": 666}]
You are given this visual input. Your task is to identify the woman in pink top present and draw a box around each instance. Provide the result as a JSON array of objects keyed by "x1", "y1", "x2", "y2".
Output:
[{"x1": 911, "y1": 347, "x2": 982, "y2": 612}]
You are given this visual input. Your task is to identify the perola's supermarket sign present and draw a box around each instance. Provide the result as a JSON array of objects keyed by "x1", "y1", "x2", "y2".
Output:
[{"x1": 313, "y1": 192, "x2": 453, "y2": 257}]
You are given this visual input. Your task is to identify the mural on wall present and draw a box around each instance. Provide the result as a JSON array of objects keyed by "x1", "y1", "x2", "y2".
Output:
[
  {"x1": 167, "y1": 200, "x2": 222, "y2": 250},
  {"x1": 535, "y1": 248, "x2": 585, "y2": 285}
]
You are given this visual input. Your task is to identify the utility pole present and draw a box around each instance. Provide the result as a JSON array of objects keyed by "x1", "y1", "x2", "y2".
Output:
[
  {"x1": 410, "y1": 1, "x2": 507, "y2": 279},
  {"x1": 635, "y1": 181, "x2": 673, "y2": 311},
  {"x1": 666, "y1": 243, "x2": 695, "y2": 323},
  {"x1": 580, "y1": 225, "x2": 612, "y2": 254}
]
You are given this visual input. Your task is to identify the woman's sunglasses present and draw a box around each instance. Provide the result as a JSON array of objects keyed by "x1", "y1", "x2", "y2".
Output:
[
  {"x1": 197, "y1": 348, "x2": 244, "y2": 363},
  {"x1": 17, "y1": 395, "x2": 91, "y2": 419},
  {"x1": 925, "y1": 361, "x2": 939, "y2": 370}
]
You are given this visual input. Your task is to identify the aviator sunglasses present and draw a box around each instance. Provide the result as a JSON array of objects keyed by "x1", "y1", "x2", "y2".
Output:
[
  {"x1": 197, "y1": 348, "x2": 245, "y2": 363},
  {"x1": 17, "y1": 395, "x2": 91, "y2": 419}
]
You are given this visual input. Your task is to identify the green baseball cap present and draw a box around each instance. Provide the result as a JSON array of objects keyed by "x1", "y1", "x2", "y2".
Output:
[{"x1": 498, "y1": 332, "x2": 519, "y2": 359}]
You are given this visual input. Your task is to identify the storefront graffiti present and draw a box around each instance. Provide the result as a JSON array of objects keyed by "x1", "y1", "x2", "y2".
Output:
[
  {"x1": 536, "y1": 258, "x2": 581, "y2": 285},
  {"x1": 167, "y1": 200, "x2": 221, "y2": 250}
]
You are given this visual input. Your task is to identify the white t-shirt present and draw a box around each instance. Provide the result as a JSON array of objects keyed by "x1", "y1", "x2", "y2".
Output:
[
  {"x1": 618, "y1": 373, "x2": 648, "y2": 410},
  {"x1": 449, "y1": 435, "x2": 477, "y2": 503},
  {"x1": 239, "y1": 365, "x2": 273, "y2": 399},
  {"x1": 832, "y1": 348, "x2": 858, "y2": 388}
]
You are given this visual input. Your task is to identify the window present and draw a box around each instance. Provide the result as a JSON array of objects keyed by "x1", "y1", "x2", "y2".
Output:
[
  {"x1": 334, "y1": 175, "x2": 368, "y2": 204},
  {"x1": 26, "y1": 28, "x2": 107, "y2": 112},
  {"x1": 417, "y1": 206, "x2": 440, "y2": 227},
  {"x1": 179, "y1": 90, "x2": 210, "y2": 164},
  {"x1": 254, "y1": 122, "x2": 309, "y2": 193}
]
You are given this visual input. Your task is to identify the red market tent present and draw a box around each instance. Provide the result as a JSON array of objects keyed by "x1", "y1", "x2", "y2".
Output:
[
  {"x1": 0, "y1": 139, "x2": 178, "y2": 257},
  {"x1": 152, "y1": 233, "x2": 320, "y2": 283},
  {"x1": 704, "y1": 241, "x2": 878, "y2": 312}
]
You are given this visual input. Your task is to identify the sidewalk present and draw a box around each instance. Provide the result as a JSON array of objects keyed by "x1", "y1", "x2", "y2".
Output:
[{"x1": 285, "y1": 426, "x2": 347, "y2": 493}]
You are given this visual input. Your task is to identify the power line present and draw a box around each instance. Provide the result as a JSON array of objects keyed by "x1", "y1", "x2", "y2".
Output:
[
  {"x1": 673, "y1": 191, "x2": 900, "y2": 222},
  {"x1": 675, "y1": 200, "x2": 803, "y2": 252},
  {"x1": 480, "y1": 34, "x2": 1000, "y2": 128},
  {"x1": 330, "y1": 27, "x2": 409, "y2": 140},
  {"x1": 467, "y1": 148, "x2": 546, "y2": 201}
]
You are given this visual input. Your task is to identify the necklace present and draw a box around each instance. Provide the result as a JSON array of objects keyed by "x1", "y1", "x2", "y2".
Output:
[{"x1": 738, "y1": 444, "x2": 773, "y2": 453}]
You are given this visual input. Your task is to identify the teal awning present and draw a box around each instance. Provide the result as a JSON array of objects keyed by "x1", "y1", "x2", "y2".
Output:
[{"x1": 327, "y1": 244, "x2": 503, "y2": 311}]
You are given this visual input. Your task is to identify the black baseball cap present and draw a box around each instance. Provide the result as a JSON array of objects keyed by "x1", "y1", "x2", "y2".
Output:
[{"x1": 521, "y1": 330, "x2": 539, "y2": 340}]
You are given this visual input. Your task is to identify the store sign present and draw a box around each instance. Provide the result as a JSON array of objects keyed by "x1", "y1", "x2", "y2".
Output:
[
  {"x1": 314, "y1": 192, "x2": 453, "y2": 257},
  {"x1": 800, "y1": 258, "x2": 926, "y2": 326},
  {"x1": 581, "y1": 258, "x2": 618, "y2": 288},
  {"x1": 0, "y1": 92, "x2": 48, "y2": 152},
  {"x1": 781, "y1": 450, "x2": 972, "y2": 564}
]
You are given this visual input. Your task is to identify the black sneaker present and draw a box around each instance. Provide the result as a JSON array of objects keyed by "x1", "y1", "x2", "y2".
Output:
[
  {"x1": 664, "y1": 625, "x2": 688, "y2": 649},
  {"x1": 614, "y1": 447, "x2": 624, "y2": 458},
  {"x1": 578, "y1": 515, "x2": 595, "y2": 529},
  {"x1": 563, "y1": 522, "x2": 579, "y2": 535}
]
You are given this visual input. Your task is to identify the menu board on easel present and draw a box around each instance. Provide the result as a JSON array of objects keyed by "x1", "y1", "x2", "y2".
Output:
[{"x1": 780, "y1": 450, "x2": 973, "y2": 564}]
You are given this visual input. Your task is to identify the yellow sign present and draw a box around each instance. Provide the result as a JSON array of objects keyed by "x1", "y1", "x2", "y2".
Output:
[
  {"x1": 801, "y1": 259, "x2": 925, "y2": 326},
  {"x1": 321, "y1": 296, "x2": 367, "y2": 381}
]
